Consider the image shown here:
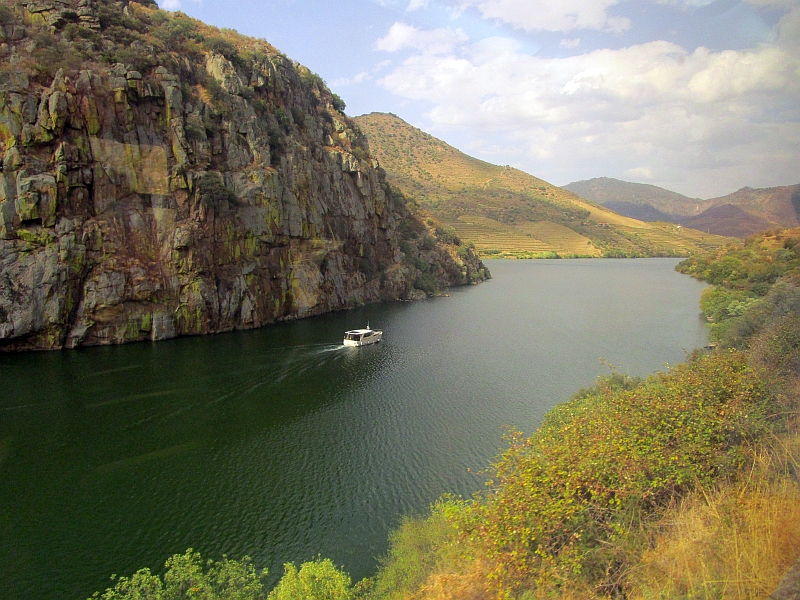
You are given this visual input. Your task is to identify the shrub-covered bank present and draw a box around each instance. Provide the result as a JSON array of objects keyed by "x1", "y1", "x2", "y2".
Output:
[{"x1": 93, "y1": 229, "x2": 800, "y2": 599}]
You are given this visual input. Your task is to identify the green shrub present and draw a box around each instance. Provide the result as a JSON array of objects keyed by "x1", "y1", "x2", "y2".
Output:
[
  {"x1": 331, "y1": 94, "x2": 346, "y2": 113},
  {"x1": 90, "y1": 549, "x2": 267, "y2": 600},
  {"x1": 30, "y1": 31, "x2": 84, "y2": 81},
  {"x1": 274, "y1": 108, "x2": 292, "y2": 133},
  {"x1": 457, "y1": 351, "x2": 772, "y2": 594},
  {"x1": 0, "y1": 4, "x2": 14, "y2": 26},
  {"x1": 268, "y1": 559, "x2": 351, "y2": 600},
  {"x1": 205, "y1": 36, "x2": 245, "y2": 69},
  {"x1": 434, "y1": 225, "x2": 460, "y2": 246},
  {"x1": 414, "y1": 272, "x2": 437, "y2": 295},
  {"x1": 371, "y1": 502, "x2": 461, "y2": 599},
  {"x1": 198, "y1": 173, "x2": 237, "y2": 207}
]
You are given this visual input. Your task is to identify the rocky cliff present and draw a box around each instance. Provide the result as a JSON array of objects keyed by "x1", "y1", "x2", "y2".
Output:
[{"x1": 0, "y1": 0, "x2": 488, "y2": 351}]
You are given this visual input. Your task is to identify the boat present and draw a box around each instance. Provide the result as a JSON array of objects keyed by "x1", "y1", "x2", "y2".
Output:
[{"x1": 343, "y1": 325, "x2": 383, "y2": 347}]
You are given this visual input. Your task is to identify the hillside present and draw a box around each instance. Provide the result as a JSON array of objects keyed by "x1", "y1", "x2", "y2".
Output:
[
  {"x1": 708, "y1": 184, "x2": 800, "y2": 229},
  {"x1": 564, "y1": 177, "x2": 706, "y2": 220},
  {"x1": 0, "y1": 1, "x2": 487, "y2": 351},
  {"x1": 566, "y1": 177, "x2": 799, "y2": 237},
  {"x1": 355, "y1": 113, "x2": 730, "y2": 258},
  {"x1": 682, "y1": 203, "x2": 778, "y2": 238}
]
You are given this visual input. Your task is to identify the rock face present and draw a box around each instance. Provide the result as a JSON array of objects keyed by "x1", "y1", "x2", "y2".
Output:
[{"x1": 0, "y1": 0, "x2": 487, "y2": 351}]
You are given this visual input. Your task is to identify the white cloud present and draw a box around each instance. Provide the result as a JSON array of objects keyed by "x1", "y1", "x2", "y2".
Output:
[
  {"x1": 159, "y1": 0, "x2": 200, "y2": 11},
  {"x1": 331, "y1": 72, "x2": 371, "y2": 87},
  {"x1": 407, "y1": 0, "x2": 432, "y2": 10},
  {"x1": 376, "y1": 22, "x2": 469, "y2": 54},
  {"x1": 459, "y1": 0, "x2": 631, "y2": 33},
  {"x1": 744, "y1": 0, "x2": 800, "y2": 7},
  {"x1": 378, "y1": 20, "x2": 800, "y2": 197},
  {"x1": 626, "y1": 166, "x2": 654, "y2": 179}
]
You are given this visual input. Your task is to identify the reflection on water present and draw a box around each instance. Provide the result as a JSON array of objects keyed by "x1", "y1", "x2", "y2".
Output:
[{"x1": 0, "y1": 259, "x2": 707, "y2": 600}]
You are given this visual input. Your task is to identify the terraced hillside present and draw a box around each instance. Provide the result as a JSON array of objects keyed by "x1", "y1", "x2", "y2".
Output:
[{"x1": 355, "y1": 113, "x2": 730, "y2": 258}]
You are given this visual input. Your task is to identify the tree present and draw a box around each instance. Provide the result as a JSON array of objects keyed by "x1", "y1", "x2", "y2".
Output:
[{"x1": 268, "y1": 559, "x2": 352, "y2": 600}]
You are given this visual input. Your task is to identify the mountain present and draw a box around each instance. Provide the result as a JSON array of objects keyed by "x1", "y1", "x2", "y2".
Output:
[
  {"x1": 354, "y1": 113, "x2": 730, "y2": 258},
  {"x1": 681, "y1": 204, "x2": 779, "y2": 238},
  {"x1": 564, "y1": 177, "x2": 706, "y2": 220},
  {"x1": 706, "y1": 185, "x2": 800, "y2": 229},
  {"x1": 565, "y1": 177, "x2": 800, "y2": 237},
  {"x1": 0, "y1": 0, "x2": 487, "y2": 352}
]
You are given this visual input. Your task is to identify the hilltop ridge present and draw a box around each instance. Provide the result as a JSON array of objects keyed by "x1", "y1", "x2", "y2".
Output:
[
  {"x1": 355, "y1": 112, "x2": 730, "y2": 257},
  {"x1": 566, "y1": 177, "x2": 800, "y2": 237}
]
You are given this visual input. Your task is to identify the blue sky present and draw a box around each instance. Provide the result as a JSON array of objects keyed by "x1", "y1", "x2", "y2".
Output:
[{"x1": 159, "y1": 0, "x2": 800, "y2": 199}]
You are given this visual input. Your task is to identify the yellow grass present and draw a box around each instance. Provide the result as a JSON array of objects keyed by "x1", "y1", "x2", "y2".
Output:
[
  {"x1": 629, "y1": 438, "x2": 800, "y2": 600},
  {"x1": 516, "y1": 222, "x2": 601, "y2": 256},
  {"x1": 357, "y1": 113, "x2": 733, "y2": 257},
  {"x1": 445, "y1": 216, "x2": 600, "y2": 257}
]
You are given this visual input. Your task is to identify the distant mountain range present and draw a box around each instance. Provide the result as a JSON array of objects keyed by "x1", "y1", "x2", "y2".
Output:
[
  {"x1": 355, "y1": 113, "x2": 730, "y2": 257},
  {"x1": 565, "y1": 177, "x2": 800, "y2": 237}
]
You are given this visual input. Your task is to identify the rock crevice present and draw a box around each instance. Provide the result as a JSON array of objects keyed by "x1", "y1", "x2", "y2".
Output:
[{"x1": 0, "y1": 0, "x2": 487, "y2": 351}]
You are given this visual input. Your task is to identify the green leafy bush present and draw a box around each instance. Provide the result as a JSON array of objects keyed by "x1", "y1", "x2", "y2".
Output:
[
  {"x1": 331, "y1": 94, "x2": 346, "y2": 113},
  {"x1": 414, "y1": 272, "x2": 437, "y2": 295},
  {"x1": 370, "y1": 502, "x2": 461, "y2": 599},
  {"x1": 456, "y1": 351, "x2": 771, "y2": 593},
  {"x1": 268, "y1": 559, "x2": 351, "y2": 600},
  {"x1": 90, "y1": 549, "x2": 267, "y2": 599}
]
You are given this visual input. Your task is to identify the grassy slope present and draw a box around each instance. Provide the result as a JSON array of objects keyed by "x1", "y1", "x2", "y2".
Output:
[
  {"x1": 92, "y1": 228, "x2": 800, "y2": 599},
  {"x1": 368, "y1": 229, "x2": 800, "y2": 600},
  {"x1": 355, "y1": 113, "x2": 730, "y2": 258}
]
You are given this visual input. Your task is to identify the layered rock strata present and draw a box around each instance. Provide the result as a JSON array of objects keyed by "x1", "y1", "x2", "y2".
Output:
[{"x1": 0, "y1": 0, "x2": 487, "y2": 351}]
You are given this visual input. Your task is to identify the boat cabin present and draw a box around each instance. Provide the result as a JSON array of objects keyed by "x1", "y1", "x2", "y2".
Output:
[{"x1": 343, "y1": 327, "x2": 383, "y2": 346}]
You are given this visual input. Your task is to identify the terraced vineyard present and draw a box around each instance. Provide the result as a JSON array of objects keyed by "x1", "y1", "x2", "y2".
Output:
[
  {"x1": 355, "y1": 112, "x2": 731, "y2": 258},
  {"x1": 446, "y1": 217, "x2": 558, "y2": 256}
]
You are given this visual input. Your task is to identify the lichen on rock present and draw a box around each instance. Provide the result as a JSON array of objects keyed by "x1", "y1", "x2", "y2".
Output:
[{"x1": 0, "y1": 0, "x2": 488, "y2": 351}]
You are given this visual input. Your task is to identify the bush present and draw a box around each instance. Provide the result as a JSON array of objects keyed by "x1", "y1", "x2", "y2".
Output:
[
  {"x1": 414, "y1": 272, "x2": 437, "y2": 295},
  {"x1": 0, "y1": 4, "x2": 14, "y2": 26},
  {"x1": 198, "y1": 173, "x2": 237, "y2": 207},
  {"x1": 268, "y1": 559, "x2": 351, "y2": 600},
  {"x1": 30, "y1": 31, "x2": 84, "y2": 81},
  {"x1": 205, "y1": 36, "x2": 245, "y2": 68},
  {"x1": 371, "y1": 502, "x2": 461, "y2": 599},
  {"x1": 90, "y1": 549, "x2": 267, "y2": 599},
  {"x1": 457, "y1": 351, "x2": 772, "y2": 594},
  {"x1": 434, "y1": 225, "x2": 460, "y2": 246},
  {"x1": 331, "y1": 93, "x2": 346, "y2": 113}
]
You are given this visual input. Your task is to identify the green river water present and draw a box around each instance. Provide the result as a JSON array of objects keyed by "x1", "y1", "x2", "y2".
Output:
[{"x1": 0, "y1": 259, "x2": 708, "y2": 599}]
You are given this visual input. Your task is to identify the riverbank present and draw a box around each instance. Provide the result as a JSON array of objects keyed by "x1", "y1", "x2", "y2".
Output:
[
  {"x1": 367, "y1": 228, "x2": 800, "y2": 599},
  {"x1": 89, "y1": 234, "x2": 800, "y2": 599}
]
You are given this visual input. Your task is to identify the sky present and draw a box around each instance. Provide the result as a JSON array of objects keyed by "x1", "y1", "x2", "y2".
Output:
[{"x1": 157, "y1": 0, "x2": 800, "y2": 199}]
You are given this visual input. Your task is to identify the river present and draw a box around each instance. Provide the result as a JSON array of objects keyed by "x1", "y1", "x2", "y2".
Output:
[{"x1": 0, "y1": 259, "x2": 708, "y2": 599}]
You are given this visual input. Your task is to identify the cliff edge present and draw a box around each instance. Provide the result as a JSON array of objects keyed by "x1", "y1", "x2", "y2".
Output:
[{"x1": 0, "y1": 0, "x2": 488, "y2": 351}]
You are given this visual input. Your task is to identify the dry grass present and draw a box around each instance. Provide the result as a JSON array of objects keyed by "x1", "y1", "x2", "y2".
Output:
[
  {"x1": 516, "y1": 222, "x2": 600, "y2": 256},
  {"x1": 445, "y1": 217, "x2": 600, "y2": 257},
  {"x1": 628, "y1": 437, "x2": 800, "y2": 600},
  {"x1": 356, "y1": 113, "x2": 733, "y2": 257},
  {"x1": 412, "y1": 560, "x2": 492, "y2": 600}
]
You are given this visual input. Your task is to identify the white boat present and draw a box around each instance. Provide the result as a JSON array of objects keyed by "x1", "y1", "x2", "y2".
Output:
[{"x1": 343, "y1": 325, "x2": 383, "y2": 347}]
